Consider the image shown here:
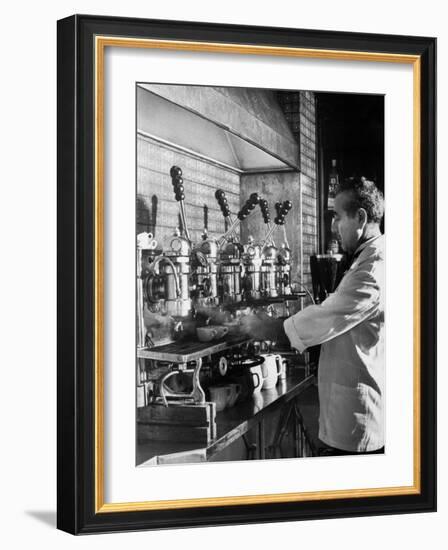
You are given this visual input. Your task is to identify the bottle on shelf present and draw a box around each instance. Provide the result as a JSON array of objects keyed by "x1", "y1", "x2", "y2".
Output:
[{"x1": 327, "y1": 159, "x2": 339, "y2": 211}]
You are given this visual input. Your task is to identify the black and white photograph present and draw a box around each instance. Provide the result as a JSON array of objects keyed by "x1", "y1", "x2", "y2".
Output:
[{"x1": 135, "y1": 83, "x2": 385, "y2": 467}]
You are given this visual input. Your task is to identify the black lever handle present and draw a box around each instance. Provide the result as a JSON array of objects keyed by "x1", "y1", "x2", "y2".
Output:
[
  {"x1": 274, "y1": 200, "x2": 292, "y2": 225},
  {"x1": 170, "y1": 166, "x2": 185, "y2": 202},
  {"x1": 259, "y1": 198, "x2": 271, "y2": 224},
  {"x1": 237, "y1": 193, "x2": 260, "y2": 220},
  {"x1": 215, "y1": 189, "x2": 231, "y2": 217}
]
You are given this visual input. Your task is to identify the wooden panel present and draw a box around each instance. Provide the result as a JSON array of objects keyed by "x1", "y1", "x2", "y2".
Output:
[
  {"x1": 137, "y1": 402, "x2": 217, "y2": 445},
  {"x1": 137, "y1": 403, "x2": 211, "y2": 425},
  {"x1": 138, "y1": 423, "x2": 211, "y2": 444}
]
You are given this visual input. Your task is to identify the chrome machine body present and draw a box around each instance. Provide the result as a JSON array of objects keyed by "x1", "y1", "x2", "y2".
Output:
[
  {"x1": 191, "y1": 230, "x2": 220, "y2": 308},
  {"x1": 242, "y1": 236, "x2": 263, "y2": 299}
]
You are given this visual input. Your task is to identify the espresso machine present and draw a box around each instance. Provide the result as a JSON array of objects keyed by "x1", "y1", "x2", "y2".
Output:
[
  {"x1": 242, "y1": 235, "x2": 263, "y2": 299},
  {"x1": 143, "y1": 166, "x2": 193, "y2": 318},
  {"x1": 136, "y1": 167, "x2": 308, "y2": 427},
  {"x1": 219, "y1": 241, "x2": 244, "y2": 304},
  {"x1": 273, "y1": 201, "x2": 293, "y2": 296},
  {"x1": 258, "y1": 198, "x2": 277, "y2": 298},
  {"x1": 258, "y1": 200, "x2": 293, "y2": 298},
  {"x1": 277, "y1": 243, "x2": 292, "y2": 296},
  {"x1": 215, "y1": 191, "x2": 260, "y2": 304},
  {"x1": 191, "y1": 228, "x2": 219, "y2": 308}
]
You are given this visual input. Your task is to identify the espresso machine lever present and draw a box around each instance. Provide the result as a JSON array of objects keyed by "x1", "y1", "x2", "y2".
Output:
[
  {"x1": 170, "y1": 165, "x2": 192, "y2": 245},
  {"x1": 215, "y1": 189, "x2": 238, "y2": 241},
  {"x1": 217, "y1": 193, "x2": 260, "y2": 246},
  {"x1": 259, "y1": 199, "x2": 276, "y2": 246}
]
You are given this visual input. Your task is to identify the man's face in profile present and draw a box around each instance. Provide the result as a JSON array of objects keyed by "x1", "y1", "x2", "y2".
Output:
[{"x1": 332, "y1": 191, "x2": 363, "y2": 254}]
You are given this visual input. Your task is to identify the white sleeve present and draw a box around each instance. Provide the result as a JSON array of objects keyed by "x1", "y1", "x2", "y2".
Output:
[{"x1": 283, "y1": 261, "x2": 381, "y2": 352}]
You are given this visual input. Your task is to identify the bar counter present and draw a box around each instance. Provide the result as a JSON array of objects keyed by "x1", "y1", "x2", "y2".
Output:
[{"x1": 137, "y1": 370, "x2": 315, "y2": 466}]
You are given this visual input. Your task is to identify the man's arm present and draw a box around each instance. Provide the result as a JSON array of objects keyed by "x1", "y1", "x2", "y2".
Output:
[{"x1": 284, "y1": 264, "x2": 381, "y2": 352}]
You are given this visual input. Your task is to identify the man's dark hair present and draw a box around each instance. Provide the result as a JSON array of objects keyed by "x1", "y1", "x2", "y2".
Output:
[{"x1": 336, "y1": 176, "x2": 384, "y2": 223}]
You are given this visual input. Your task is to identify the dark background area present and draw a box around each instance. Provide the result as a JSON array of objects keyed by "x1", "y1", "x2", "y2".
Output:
[
  {"x1": 316, "y1": 92, "x2": 384, "y2": 192},
  {"x1": 316, "y1": 92, "x2": 385, "y2": 252}
]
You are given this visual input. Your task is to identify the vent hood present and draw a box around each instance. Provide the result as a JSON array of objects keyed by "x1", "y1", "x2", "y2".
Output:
[{"x1": 137, "y1": 85, "x2": 297, "y2": 173}]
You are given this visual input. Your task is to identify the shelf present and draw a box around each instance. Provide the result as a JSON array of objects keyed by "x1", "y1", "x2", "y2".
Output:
[{"x1": 137, "y1": 335, "x2": 251, "y2": 363}]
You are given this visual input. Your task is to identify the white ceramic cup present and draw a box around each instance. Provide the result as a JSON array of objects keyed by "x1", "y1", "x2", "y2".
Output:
[
  {"x1": 209, "y1": 385, "x2": 232, "y2": 412},
  {"x1": 260, "y1": 354, "x2": 279, "y2": 390}
]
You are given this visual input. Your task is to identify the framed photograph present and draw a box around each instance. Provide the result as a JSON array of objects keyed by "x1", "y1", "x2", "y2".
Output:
[{"x1": 57, "y1": 14, "x2": 436, "y2": 534}]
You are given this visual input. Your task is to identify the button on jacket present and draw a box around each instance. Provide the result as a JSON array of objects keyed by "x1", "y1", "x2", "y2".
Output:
[{"x1": 284, "y1": 235, "x2": 385, "y2": 452}]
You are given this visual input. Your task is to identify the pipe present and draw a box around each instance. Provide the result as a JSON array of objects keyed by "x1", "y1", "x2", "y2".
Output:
[
  {"x1": 179, "y1": 200, "x2": 192, "y2": 245},
  {"x1": 149, "y1": 255, "x2": 181, "y2": 298}
]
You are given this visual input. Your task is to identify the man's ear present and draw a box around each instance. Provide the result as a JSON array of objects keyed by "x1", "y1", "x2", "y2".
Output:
[{"x1": 358, "y1": 208, "x2": 368, "y2": 227}]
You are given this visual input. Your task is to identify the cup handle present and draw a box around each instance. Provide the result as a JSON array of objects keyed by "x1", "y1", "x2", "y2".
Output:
[
  {"x1": 252, "y1": 372, "x2": 260, "y2": 389},
  {"x1": 275, "y1": 356, "x2": 282, "y2": 375},
  {"x1": 221, "y1": 327, "x2": 229, "y2": 336}
]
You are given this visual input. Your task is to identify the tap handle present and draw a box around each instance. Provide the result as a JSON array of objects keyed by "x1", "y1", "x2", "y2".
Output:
[
  {"x1": 170, "y1": 166, "x2": 192, "y2": 243},
  {"x1": 259, "y1": 198, "x2": 271, "y2": 224},
  {"x1": 171, "y1": 166, "x2": 185, "y2": 201},
  {"x1": 170, "y1": 166, "x2": 182, "y2": 178},
  {"x1": 237, "y1": 193, "x2": 260, "y2": 220},
  {"x1": 215, "y1": 189, "x2": 231, "y2": 217},
  {"x1": 274, "y1": 200, "x2": 292, "y2": 225}
]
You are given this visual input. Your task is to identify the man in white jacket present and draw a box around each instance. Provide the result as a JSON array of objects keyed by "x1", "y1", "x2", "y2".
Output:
[{"x1": 242, "y1": 177, "x2": 385, "y2": 455}]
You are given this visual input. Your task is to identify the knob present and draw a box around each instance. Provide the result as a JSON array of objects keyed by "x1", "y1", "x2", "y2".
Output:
[
  {"x1": 170, "y1": 166, "x2": 182, "y2": 178},
  {"x1": 172, "y1": 175, "x2": 183, "y2": 187},
  {"x1": 249, "y1": 192, "x2": 260, "y2": 204}
]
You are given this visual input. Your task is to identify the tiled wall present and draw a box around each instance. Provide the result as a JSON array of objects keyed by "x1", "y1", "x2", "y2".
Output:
[
  {"x1": 299, "y1": 92, "x2": 318, "y2": 290},
  {"x1": 137, "y1": 136, "x2": 240, "y2": 246}
]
